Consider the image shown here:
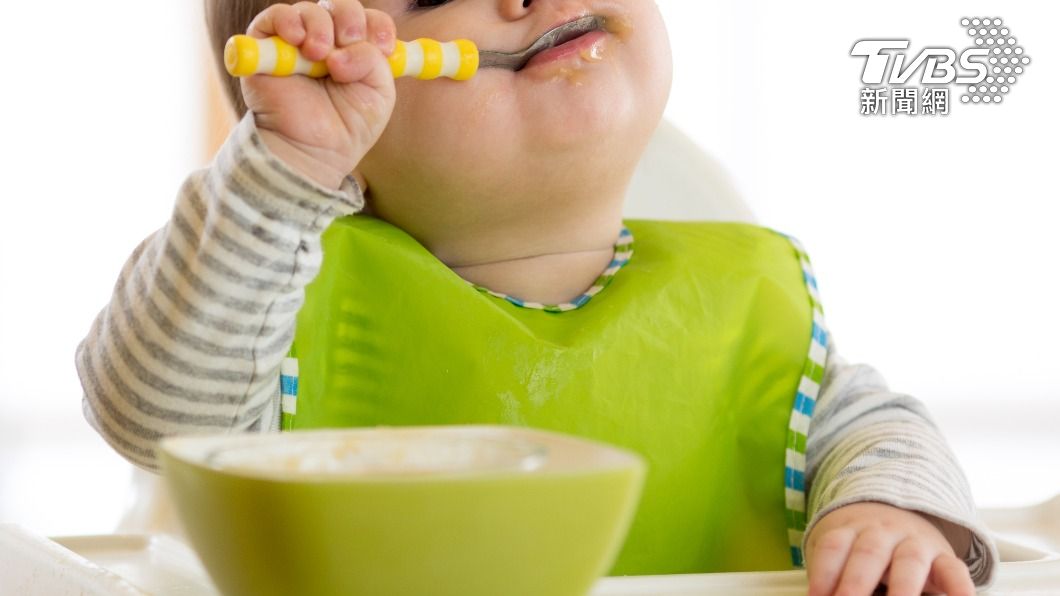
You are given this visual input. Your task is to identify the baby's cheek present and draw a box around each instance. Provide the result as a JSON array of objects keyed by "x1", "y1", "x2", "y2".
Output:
[
  {"x1": 462, "y1": 89, "x2": 507, "y2": 130},
  {"x1": 363, "y1": 99, "x2": 475, "y2": 186},
  {"x1": 403, "y1": 84, "x2": 512, "y2": 162},
  {"x1": 632, "y1": 4, "x2": 673, "y2": 86}
]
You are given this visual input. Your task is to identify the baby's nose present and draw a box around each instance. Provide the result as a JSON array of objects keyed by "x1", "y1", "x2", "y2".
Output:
[{"x1": 499, "y1": 0, "x2": 534, "y2": 20}]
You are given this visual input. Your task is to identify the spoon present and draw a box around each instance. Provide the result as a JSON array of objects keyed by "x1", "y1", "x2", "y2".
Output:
[{"x1": 224, "y1": 15, "x2": 607, "y2": 80}]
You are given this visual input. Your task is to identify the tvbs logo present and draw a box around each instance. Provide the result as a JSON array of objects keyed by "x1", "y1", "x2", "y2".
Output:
[
  {"x1": 851, "y1": 17, "x2": 1029, "y2": 113},
  {"x1": 851, "y1": 40, "x2": 987, "y2": 85}
]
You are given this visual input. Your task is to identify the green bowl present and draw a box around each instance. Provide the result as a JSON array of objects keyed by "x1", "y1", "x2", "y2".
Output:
[{"x1": 159, "y1": 425, "x2": 645, "y2": 596}]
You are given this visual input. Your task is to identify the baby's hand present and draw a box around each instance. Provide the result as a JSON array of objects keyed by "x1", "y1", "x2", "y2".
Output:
[
  {"x1": 805, "y1": 502, "x2": 975, "y2": 596},
  {"x1": 242, "y1": 0, "x2": 397, "y2": 189}
]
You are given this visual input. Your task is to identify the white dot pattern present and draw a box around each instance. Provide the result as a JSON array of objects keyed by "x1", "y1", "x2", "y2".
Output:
[{"x1": 960, "y1": 17, "x2": 1029, "y2": 106}]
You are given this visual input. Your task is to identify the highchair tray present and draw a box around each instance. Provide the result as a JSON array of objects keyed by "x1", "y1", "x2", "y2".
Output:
[{"x1": 2, "y1": 508, "x2": 1059, "y2": 596}]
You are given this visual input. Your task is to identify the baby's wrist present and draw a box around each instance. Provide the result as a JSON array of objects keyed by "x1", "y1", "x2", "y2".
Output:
[{"x1": 257, "y1": 127, "x2": 353, "y2": 191}]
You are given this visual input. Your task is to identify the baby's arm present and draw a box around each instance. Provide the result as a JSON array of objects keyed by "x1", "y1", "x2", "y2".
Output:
[
  {"x1": 75, "y1": 0, "x2": 395, "y2": 472},
  {"x1": 75, "y1": 115, "x2": 364, "y2": 472},
  {"x1": 802, "y1": 338, "x2": 999, "y2": 594}
]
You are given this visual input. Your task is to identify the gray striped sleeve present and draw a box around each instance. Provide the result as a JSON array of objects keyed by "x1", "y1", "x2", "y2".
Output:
[
  {"x1": 75, "y1": 112, "x2": 364, "y2": 473},
  {"x1": 802, "y1": 337, "x2": 1000, "y2": 587}
]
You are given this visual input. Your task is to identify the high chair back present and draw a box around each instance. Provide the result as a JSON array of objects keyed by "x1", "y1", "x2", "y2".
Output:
[{"x1": 623, "y1": 119, "x2": 757, "y2": 223}]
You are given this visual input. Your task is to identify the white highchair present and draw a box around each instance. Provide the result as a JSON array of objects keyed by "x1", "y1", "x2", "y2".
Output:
[{"x1": 2, "y1": 120, "x2": 1057, "y2": 595}]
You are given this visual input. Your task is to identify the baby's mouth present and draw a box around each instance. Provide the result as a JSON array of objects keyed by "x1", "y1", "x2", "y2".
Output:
[{"x1": 479, "y1": 16, "x2": 608, "y2": 72}]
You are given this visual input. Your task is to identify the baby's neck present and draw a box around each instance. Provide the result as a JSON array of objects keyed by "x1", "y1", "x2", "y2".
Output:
[
  {"x1": 450, "y1": 245, "x2": 618, "y2": 305},
  {"x1": 360, "y1": 174, "x2": 629, "y2": 305},
  {"x1": 434, "y1": 199, "x2": 626, "y2": 305}
]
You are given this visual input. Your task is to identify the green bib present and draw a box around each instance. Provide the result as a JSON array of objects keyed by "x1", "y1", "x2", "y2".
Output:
[{"x1": 282, "y1": 215, "x2": 827, "y2": 575}]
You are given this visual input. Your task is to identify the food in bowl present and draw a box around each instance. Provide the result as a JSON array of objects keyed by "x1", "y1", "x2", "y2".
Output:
[{"x1": 198, "y1": 430, "x2": 548, "y2": 476}]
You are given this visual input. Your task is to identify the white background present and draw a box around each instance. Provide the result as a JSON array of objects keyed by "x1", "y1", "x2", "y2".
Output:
[{"x1": 0, "y1": 1, "x2": 1057, "y2": 537}]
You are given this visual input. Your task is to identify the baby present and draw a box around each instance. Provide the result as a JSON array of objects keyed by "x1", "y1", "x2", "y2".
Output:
[{"x1": 76, "y1": 1, "x2": 998, "y2": 594}]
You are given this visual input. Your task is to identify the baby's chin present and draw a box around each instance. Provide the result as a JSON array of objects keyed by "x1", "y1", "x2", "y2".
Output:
[
  {"x1": 507, "y1": 68, "x2": 665, "y2": 156},
  {"x1": 502, "y1": 15, "x2": 670, "y2": 152},
  {"x1": 512, "y1": 85, "x2": 639, "y2": 155}
]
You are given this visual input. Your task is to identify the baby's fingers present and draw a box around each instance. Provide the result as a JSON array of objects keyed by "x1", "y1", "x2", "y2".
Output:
[
  {"x1": 884, "y1": 539, "x2": 933, "y2": 596},
  {"x1": 833, "y1": 530, "x2": 898, "y2": 595},
  {"x1": 247, "y1": 2, "x2": 335, "y2": 61},
  {"x1": 325, "y1": 10, "x2": 396, "y2": 85},
  {"x1": 326, "y1": 42, "x2": 385, "y2": 85},
  {"x1": 924, "y1": 554, "x2": 976, "y2": 596},
  {"x1": 248, "y1": 3, "x2": 307, "y2": 46},
  {"x1": 364, "y1": 8, "x2": 397, "y2": 55},
  {"x1": 322, "y1": 0, "x2": 368, "y2": 47},
  {"x1": 291, "y1": 1, "x2": 335, "y2": 61},
  {"x1": 806, "y1": 528, "x2": 857, "y2": 596},
  {"x1": 321, "y1": 1, "x2": 393, "y2": 54}
]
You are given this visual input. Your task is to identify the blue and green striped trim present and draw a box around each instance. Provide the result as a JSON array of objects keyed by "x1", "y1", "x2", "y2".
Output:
[
  {"x1": 280, "y1": 357, "x2": 299, "y2": 431},
  {"x1": 780, "y1": 233, "x2": 828, "y2": 568},
  {"x1": 465, "y1": 226, "x2": 634, "y2": 312}
]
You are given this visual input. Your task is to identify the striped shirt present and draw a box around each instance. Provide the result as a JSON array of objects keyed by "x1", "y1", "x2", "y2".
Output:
[{"x1": 75, "y1": 113, "x2": 998, "y2": 585}]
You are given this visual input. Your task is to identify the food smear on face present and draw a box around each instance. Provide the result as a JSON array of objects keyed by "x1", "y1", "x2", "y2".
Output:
[
  {"x1": 521, "y1": 13, "x2": 627, "y2": 82},
  {"x1": 581, "y1": 42, "x2": 606, "y2": 62},
  {"x1": 526, "y1": 32, "x2": 610, "y2": 84},
  {"x1": 602, "y1": 14, "x2": 634, "y2": 39},
  {"x1": 545, "y1": 43, "x2": 607, "y2": 85},
  {"x1": 526, "y1": 28, "x2": 606, "y2": 69},
  {"x1": 552, "y1": 66, "x2": 587, "y2": 85}
]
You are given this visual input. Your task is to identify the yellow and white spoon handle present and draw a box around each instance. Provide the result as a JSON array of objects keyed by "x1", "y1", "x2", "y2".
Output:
[{"x1": 225, "y1": 35, "x2": 480, "y2": 80}]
